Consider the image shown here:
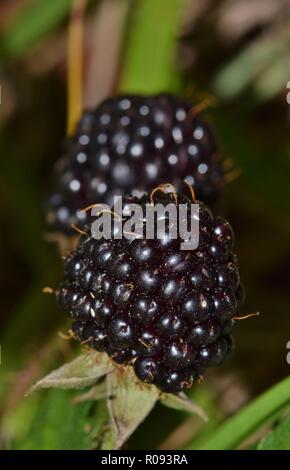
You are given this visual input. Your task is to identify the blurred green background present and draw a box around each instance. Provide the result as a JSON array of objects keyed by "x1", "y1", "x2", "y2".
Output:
[{"x1": 0, "y1": 0, "x2": 290, "y2": 450}]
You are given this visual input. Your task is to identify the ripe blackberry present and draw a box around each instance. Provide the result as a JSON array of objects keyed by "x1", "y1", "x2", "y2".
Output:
[
  {"x1": 47, "y1": 94, "x2": 224, "y2": 235},
  {"x1": 56, "y1": 190, "x2": 242, "y2": 393}
]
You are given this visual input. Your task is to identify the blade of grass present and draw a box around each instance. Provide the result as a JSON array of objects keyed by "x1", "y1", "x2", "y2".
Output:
[
  {"x1": 119, "y1": 0, "x2": 186, "y2": 94},
  {"x1": 187, "y1": 376, "x2": 290, "y2": 450},
  {"x1": 2, "y1": 0, "x2": 72, "y2": 61},
  {"x1": 213, "y1": 29, "x2": 290, "y2": 100},
  {"x1": 258, "y1": 413, "x2": 290, "y2": 450}
]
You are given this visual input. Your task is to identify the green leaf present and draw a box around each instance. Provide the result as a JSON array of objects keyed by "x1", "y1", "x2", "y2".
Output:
[
  {"x1": 2, "y1": 0, "x2": 72, "y2": 60},
  {"x1": 254, "y1": 54, "x2": 290, "y2": 101},
  {"x1": 160, "y1": 392, "x2": 208, "y2": 422},
  {"x1": 29, "y1": 352, "x2": 114, "y2": 393},
  {"x1": 258, "y1": 413, "x2": 290, "y2": 450},
  {"x1": 188, "y1": 375, "x2": 290, "y2": 450},
  {"x1": 213, "y1": 30, "x2": 290, "y2": 99},
  {"x1": 119, "y1": 0, "x2": 185, "y2": 94},
  {"x1": 14, "y1": 389, "x2": 106, "y2": 450},
  {"x1": 101, "y1": 368, "x2": 158, "y2": 450}
]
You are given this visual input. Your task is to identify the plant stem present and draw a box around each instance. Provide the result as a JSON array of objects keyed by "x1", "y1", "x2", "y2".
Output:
[{"x1": 67, "y1": 0, "x2": 87, "y2": 135}]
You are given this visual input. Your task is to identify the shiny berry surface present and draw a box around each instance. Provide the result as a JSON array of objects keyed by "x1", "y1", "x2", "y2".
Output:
[{"x1": 56, "y1": 190, "x2": 242, "y2": 393}]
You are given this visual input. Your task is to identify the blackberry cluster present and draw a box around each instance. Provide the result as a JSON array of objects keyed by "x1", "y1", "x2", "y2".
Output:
[
  {"x1": 56, "y1": 190, "x2": 243, "y2": 393},
  {"x1": 47, "y1": 94, "x2": 224, "y2": 235}
]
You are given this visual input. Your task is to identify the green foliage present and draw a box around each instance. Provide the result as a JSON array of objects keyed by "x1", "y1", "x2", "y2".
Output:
[
  {"x1": 24, "y1": 352, "x2": 206, "y2": 450},
  {"x1": 258, "y1": 413, "x2": 290, "y2": 450},
  {"x1": 213, "y1": 30, "x2": 290, "y2": 101},
  {"x1": 188, "y1": 376, "x2": 290, "y2": 450},
  {"x1": 160, "y1": 392, "x2": 208, "y2": 421},
  {"x1": 119, "y1": 0, "x2": 184, "y2": 94},
  {"x1": 29, "y1": 352, "x2": 114, "y2": 392},
  {"x1": 14, "y1": 389, "x2": 106, "y2": 450},
  {"x1": 1, "y1": 0, "x2": 72, "y2": 60},
  {"x1": 102, "y1": 367, "x2": 159, "y2": 450}
]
